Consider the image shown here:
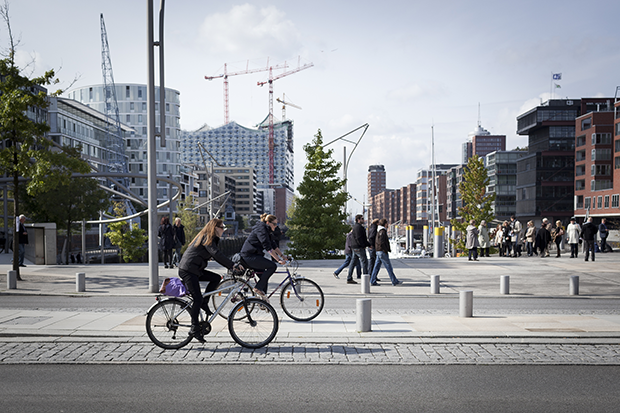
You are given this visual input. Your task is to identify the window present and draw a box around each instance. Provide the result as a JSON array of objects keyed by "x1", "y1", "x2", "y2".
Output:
[
  {"x1": 126, "y1": 86, "x2": 130, "y2": 98},
  {"x1": 605, "y1": 195, "x2": 610, "y2": 208},
  {"x1": 126, "y1": 114, "x2": 131, "y2": 123},
  {"x1": 592, "y1": 133, "x2": 612, "y2": 145},
  {"x1": 581, "y1": 117, "x2": 592, "y2": 130},
  {"x1": 585, "y1": 197, "x2": 591, "y2": 209},
  {"x1": 592, "y1": 148, "x2": 612, "y2": 161},
  {"x1": 598, "y1": 196, "x2": 603, "y2": 209},
  {"x1": 612, "y1": 194, "x2": 620, "y2": 208},
  {"x1": 89, "y1": 87, "x2": 93, "y2": 101},
  {"x1": 592, "y1": 164, "x2": 611, "y2": 176}
]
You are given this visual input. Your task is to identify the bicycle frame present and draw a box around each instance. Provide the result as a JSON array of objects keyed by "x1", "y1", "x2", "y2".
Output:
[{"x1": 246, "y1": 261, "x2": 304, "y2": 301}]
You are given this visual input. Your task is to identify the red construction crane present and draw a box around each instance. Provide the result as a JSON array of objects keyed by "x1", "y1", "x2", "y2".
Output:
[
  {"x1": 258, "y1": 60, "x2": 313, "y2": 183},
  {"x1": 205, "y1": 59, "x2": 288, "y2": 124}
]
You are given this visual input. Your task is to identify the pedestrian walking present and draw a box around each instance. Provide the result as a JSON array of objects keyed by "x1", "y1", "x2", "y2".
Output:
[
  {"x1": 466, "y1": 220, "x2": 480, "y2": 261},
  {"x1": 346, "y1": 214, "x2": 370, "y2": 284},
  {"x1": 525, "y1": 220, "x2": 536, "y2": 256},
  {"x1": 370, "y1": 218, "x2": 402, "y2": 286},
  {"x1": 367, "y1": 219, "x2": 379, "y2": 281},
  {"x1": 581, "y1": 217, "x2": 598, "y2": 262},
  {"x1": 535, "y1": 222, "x2": 551, "y2": 258},
  {"x1": 599, "y1": 218, "x2": 609, "y2": 253},
  {"x1": 502, "y1": 221, "x2": 512, "y2": 257},
  {"x1": 566, "y1": 217, "x2": 581, "y2": 258},
  {"x1": 494, "y1": 224, "x2": 504, "y2": 256},
  {"x1": 552, "y1": 220, "x2": 565, "y2": 258},
  {"x1": 510, "y1": 215, "x2": 523, "y2": 257},
  {"x1": 171, "y1": 217, "x2": 186, "y2": 268},
  {"x1": 478, "y1": 220, "x2": 490, "y2": 257},
  {"x1": 333, "y1": 230, "x2": 361, "y2": 279},
  {"x1": 17, "y1": 214, "x2": 28, "y2": 268},
  {"x1": 158, "y1": 216, "x2": 175, "y2": 269}
]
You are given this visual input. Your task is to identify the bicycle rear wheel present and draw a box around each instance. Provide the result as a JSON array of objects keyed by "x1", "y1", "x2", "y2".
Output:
[
  {"x1": 146, "y1": 298, "x2": 193, "y2": 349},
  {"x1": 212, "y1": 278, "x2": 255, "y2": 320},
  {"x1": 228, "y1": 298, "x2": 279, "y2": 348},
  {"x1": 280, "y1": 277, "x2": 324, "y2": 321}
]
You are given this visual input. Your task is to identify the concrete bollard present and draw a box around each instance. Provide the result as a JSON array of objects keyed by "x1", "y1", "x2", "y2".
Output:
[
  {"x1": 361, "y1": 274, "x2": 370, "y2": 294},
  {"x1": 430, "y1": 275, "x2": 440, "y2": 294},
  {"x1": 500, "y1": 275, "x2": 510, "y2": 295},
  {"x1": 76, "y1": 272, "x2": 86, "y2": 293},
  {"x1": 570, "y1": 275, "x2": 579, "y2": 296},
  {"x1": 7, "y1": 270, "x2": 17, "y2": 290},
  {"x1": 459, "y1": 290, "x2": 473, "y2": 317},
  {"x1": 356, "y1": 298, "x2": 372, "y2": 332}
]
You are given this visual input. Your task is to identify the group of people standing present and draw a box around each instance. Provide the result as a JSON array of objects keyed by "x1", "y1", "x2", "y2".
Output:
[
  {"x1": 333, "y1": 214, "x2": 403, "y2": 287},
  {"x1": 158, "y1": 216, "x2": 186, "y2": 268},
  {"x1": 466, "y1": 215, "x2": 610, "y2": 262}
]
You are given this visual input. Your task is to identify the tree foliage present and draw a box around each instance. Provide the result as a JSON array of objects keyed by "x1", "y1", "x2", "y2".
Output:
[
  {"x1": 20, "y1": 177, "x2": 110, "y2": 263},
  {"x1": 105, "y1": 202, "x2": 148, "y2": 263},
  {"x1": 449, "y1": 155, "x2": 496, "y2": 252},
  {"x1": 174, "y1": 196, "x2": 200, "y2": 254},
  {"x1": 286, "y1": 130, "x2": 350, "y2": 259},
  {"x1": 0, "y1": 3, "x2": 90, "y2": 274}
]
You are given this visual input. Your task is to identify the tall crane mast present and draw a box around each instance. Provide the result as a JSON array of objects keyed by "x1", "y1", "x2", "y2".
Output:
[
  {"x1": 205, "y1": 59, "x2": 287, "y2": 124},
  {"x1": 276, "y1": 93, "x2": 302, "y2": 121},
  {"x1": 100, "y1": 13, "x2": 127, "y2": 176},
  {"x1": 258, "y1": 59, "x2": 313, "y2": 184}
]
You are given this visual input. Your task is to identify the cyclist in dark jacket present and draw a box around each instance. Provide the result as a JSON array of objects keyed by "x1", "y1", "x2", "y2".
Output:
[
  {"x1": 240, "y1": 214, "x2": 287, "y2": 300},
  {"x1": 178, "y1": 218, "x2": 242, "y2": 343}
]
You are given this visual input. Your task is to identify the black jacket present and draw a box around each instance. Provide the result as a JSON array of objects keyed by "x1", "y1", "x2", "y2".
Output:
[
  {"x1": 535, "y1": 227, "x2": 551, "y2": 250},
  {"x1": 173, "y1": 224, "x2": 186, "y2": 246},
  {"x1": 350, "y1": 222, "x2": 370, "y2": 249},
  {"x1": 241, "y1": 221, "x2": 274, "y2": 256},
  {"x1": 581, "y1": 222, "x2": 598, "y2": 241},
  {"x1": 18, "y1": 222, "x2": 28, "y2": 245},
  {"x1": 158, "y1": 223, "x2": 175, "y2": 250},
  {"x1": 375, "y1": 227, "x2": 390, "y2": 253},
  {"x1": 179, "y1": 235, "x2": 234, "y2": 275},
  {"x1": 368, "y1": 223, "x2": 378, "y2": 249}
]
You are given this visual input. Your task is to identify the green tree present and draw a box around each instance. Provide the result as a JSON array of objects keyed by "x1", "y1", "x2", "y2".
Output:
[
  {"x1": 20, "y1": 177, "x2": 110, "y2": 264},
  {"x1": 105, "y1": 202, "x2": 148, "y2": 262},
  {"x1": 174, "y1": 196, "x2": 200, "y2": 254},
  {"x1": 450, "y1": 155, "x2": 496, "y2": 253},
  {"x1": 0, "y1": 4, "x2": 90, "y2": 277},
  {"x1": 286, "y1": 130, "x2": 350, "y2": 259}
]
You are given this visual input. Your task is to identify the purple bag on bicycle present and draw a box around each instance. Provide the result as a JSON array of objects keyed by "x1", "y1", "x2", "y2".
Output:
[{"x1": 159, "y1": 277, "x2": 187, "y2": 297}]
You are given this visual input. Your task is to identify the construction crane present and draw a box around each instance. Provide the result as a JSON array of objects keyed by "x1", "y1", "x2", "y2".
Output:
[
  {"x1": 258, "y1": 59, "x2": 313, "y2": 183},
  {"x1": 100, "y1": 13, "x2": 127, "y2": 176},
  {"x1": 205, "y1": 59, "x2": 288, "y2": 124},
  {"x1": 276, "y1": 93, "x2": 302, "y2": 121}
]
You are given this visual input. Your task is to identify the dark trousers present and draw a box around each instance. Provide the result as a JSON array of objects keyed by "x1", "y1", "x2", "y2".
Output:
[
  {"x1": 348, "y1": 248, "x2": 368, "y2": 281},
  {"x1": 179, "y1": 268, "x2": 221, "y2": 327},
  {"x1": 526, "y1": 242, "x2": 534, "y2": 256},
  {"x1": 601, "y1": 237, "x2": 608, "y2": 252},
  {"x1": 478, "y1": 247, "x2": 489, "y2": 257},
  {"x1": 162, "y1": 249, "x2": 172, "y2": 266},
  {"x1": 468, "y1": 248, "x2": 478, "y2": 260},
  {"x1": 570, "y1": 243, "x2": 579, "y2": 257},
  {"x1": 241, "y1": 254, "x2": 277, "y2": 293},
  {"x1": 584, "y1": 240, "x2": 596, "y2": 261},
  {"x1": 368, "y1": 248, "x2": 376, "y2": 275}
]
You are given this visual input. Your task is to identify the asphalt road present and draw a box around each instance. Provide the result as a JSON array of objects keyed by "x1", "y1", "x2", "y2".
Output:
[
  {"x1": 1, "y1": 364, "x2": 619, "y2": 413},
  {"x1": 1, "y1": 295, "x2": 620, "y2": 315}
]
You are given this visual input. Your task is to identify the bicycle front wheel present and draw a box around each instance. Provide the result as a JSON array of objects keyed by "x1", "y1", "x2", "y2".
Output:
[
  {"x1": 280, "y1": 278, "x2": 324, "y2": 321},
  {"x1": 146, "y1": 298, "x2": 193, "y2": 350},
  {"x1": 228, "y1": 298, "x2": 279, "y2": 349}
]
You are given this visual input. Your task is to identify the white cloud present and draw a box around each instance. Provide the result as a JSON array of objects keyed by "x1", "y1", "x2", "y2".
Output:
[
  {"x1": 198, "y1": 4, "x2": 302, "y2": 61},
  {"x1": 386, "y1": 81, "x2": 447, "y2": 102}
]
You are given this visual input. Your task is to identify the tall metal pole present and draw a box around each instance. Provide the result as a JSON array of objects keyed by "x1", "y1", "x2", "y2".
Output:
[{"x1": 147, "y1": 0, "x2": 159, "y2": 292}]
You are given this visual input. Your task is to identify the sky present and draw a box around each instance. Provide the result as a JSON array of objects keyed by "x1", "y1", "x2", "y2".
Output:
[{"x1": 5, "y1": 0, "x2": 620, "y2": 215}]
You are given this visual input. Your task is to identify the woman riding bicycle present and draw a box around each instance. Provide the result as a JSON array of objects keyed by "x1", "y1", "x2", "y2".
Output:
[
  {"x1": 240, "y1": 214, "x2": 287, "y2": 300},
  {"x1": 179, "y1": 218, "x2": 242, "y2": 343}
]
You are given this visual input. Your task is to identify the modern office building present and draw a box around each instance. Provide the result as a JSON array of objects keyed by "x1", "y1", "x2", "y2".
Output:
[
  {"x1": 446, "y1": 165, "x2": 465, "y2": 221},
  {"x1": 212, "y1": 166, "x2": 258, "y2": 217},
  {"x1": 367, "y1": 165, "x2": 386, "y2": 200},
  {"x1": 516, "y1": 98, "x2": 613, "y2": 224},
  {"x1": 47, "y1": 97, "x2": 133, "y2": 175},
  {"x1": 180, "y1": 119, "x2": 294, "y2": 223},
  {"x1": 368, "y1": 183, "x2": 416, "y2": 237},
  {"x1": 66, "y1": 84, "x2": 182, "y2": 216},
  {"x1": 573, "y1": 104, "x2": 619, "y2": 220},
  {"x1": 462, "y1": 124, "x2": 506, "y2": 164},
  {"x1": 415, "y1": 164, "x2": 457, "y2": 222},
  {"x1": 485, "y1": 151, "x2": 525, "y2": 220}
]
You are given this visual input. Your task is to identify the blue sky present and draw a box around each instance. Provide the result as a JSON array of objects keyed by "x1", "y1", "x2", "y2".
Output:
[{"x1": 6, "y1": 0, "x2": 620, "y2": 215}]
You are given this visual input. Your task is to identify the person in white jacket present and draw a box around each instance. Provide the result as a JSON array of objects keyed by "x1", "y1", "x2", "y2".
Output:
[{"x1": 565, "y1": 217, "x2": 581, "y2": 258}]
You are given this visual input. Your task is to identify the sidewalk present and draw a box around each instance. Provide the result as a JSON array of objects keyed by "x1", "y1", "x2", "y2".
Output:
[{"x1": 1, "y1": 251, "x2": 620, "y2": 344}]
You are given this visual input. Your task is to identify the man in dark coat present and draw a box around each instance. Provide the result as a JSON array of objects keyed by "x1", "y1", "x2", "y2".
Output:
[
  {"x1": 172, "y1": 217, "x2": 186, "y2": 267},
  {"x1": 599, "y1": 218, "x2": 608, "y2": 253},
  {"x1": 367, "y1": 219, "x2": 380, "y2": 281},
  {"x1": 535, "y1": 222, "x2": 551, "y2": 258},
  {"x1": 346, "y1": 214, "x2": 370, "y2": 284},
  {"x1": 581, "y1": 217, "x2": 598, "y2": 262}
]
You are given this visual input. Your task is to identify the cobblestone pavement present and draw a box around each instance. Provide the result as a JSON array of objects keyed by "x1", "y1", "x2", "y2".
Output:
[{"x1": 1, "y1": 341, "x2": 619, "y2": 365}]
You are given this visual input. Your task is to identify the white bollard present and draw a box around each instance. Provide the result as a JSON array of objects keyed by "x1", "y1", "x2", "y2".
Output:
[
  {"x1": 76, "y1": 272, "x2": 86, "y2": 292},
  {"x1": 356, "y1": 298, "x2": 372, "y2": 332},
  {"x1": 430, "y1": 275, "x2": 440, "y2": 294},
  {"x1": 500, "y1": 275, "x2": 510, "y2": 295},
  {"x1": 570, "y1": 275, "x2": 579, "y2": 296},
  {"x1": 7, "y1": 270, "x2": 17, "y2": 290},
  {"x1": 361, "y1": 274, "x2": 370, "y2": 294},
  {"x1": 459, "y1": 290, "x2": 473, "y2": 318}
]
